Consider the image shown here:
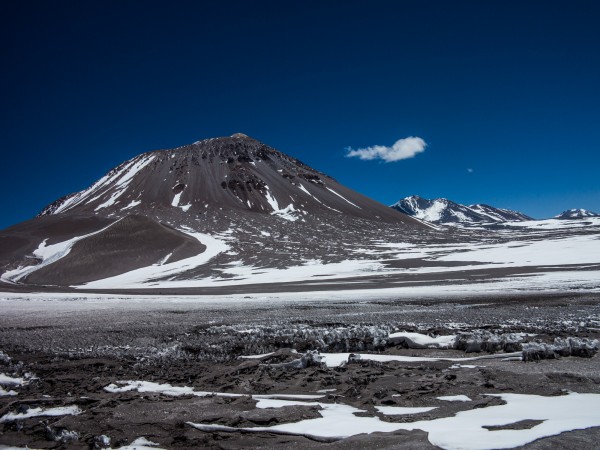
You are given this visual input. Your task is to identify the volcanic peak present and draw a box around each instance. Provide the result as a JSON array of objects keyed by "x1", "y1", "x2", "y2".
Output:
[{"x1": 36, "y1": 135, "x2": 422, "y2": 227}]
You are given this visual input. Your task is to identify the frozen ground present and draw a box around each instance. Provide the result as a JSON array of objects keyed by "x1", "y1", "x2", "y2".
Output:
[
  {"x1": 3, "y1": 209, "x2": 599, "y2": 294},
  {"x1": 0, "y1": 291, "x2": 599, "y2": 448}
]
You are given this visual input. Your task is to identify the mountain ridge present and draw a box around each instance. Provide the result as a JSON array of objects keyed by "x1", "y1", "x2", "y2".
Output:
[
  {"x1": 391, "y1": 195, "x2": 531, "y2": 224},
  {"x1": 555, "y1": 208, "x2": 600, "y2": 220}
]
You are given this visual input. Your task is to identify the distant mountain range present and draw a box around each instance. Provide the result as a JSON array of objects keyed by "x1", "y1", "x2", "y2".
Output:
[
  {"x1": 555, "y1": 209, "x2": 600, "y2": 220},
  {"x1": 391, "y1": 195, "x2": 599, "y2": 224},
  {"x1": 390, "y1": 196, "x2": 531, "y2": 224}
]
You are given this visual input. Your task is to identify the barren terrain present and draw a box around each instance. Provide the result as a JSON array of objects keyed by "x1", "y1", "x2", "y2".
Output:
[{"x1": 1, "y1": 291, "x2": 599, "y2": 449}]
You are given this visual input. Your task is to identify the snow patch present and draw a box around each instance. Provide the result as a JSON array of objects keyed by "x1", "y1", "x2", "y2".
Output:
[
  {"x1": 0, "y1": 387, "x2": 17, "y2": 397},
  {"x1": 271, "y1": 203, "x2": 300, "y2": 222},
  {"x1": 104, "y1": 380, "x2": 324, "y2": 401},
  {"x1": 437, "y1": 395, "x2": 472, "y2": 402},
  {"x1": 115, "y1": 437, "x2": 165, "y2": 450},
  {"x1": 0, "y1": 405, "x2": 81, "y2": 423},
  {"x1": 0, "y1": 373, "x2": 24, "y2": 386},
  {"x1": 264, "y1": 187, "x2": 279, "y2": 211},
  {"x1": 326, "y1": 187, "x2": 361, "y2": 209},
  {"x1": 122, "y1": 199, "x2": 141, "y2": 210},
  {"x1": 187, "y1": 392, "x2": 600, "y2": 449},
  {"x1": 94, "y1": 155, "x2": 155, "y2": 211},
  {"x1": 388, "y1": 331, "x2": 456, "y2": 349},
  {"x1": 375, "y1": 406, "x2": 437, "y2": 415},
  {"x1": 242, "y1": 351, "x2": 522, "y2": 368},
  {"x1": 171, "y1": 191, "x2": 182, "y2": 207}
]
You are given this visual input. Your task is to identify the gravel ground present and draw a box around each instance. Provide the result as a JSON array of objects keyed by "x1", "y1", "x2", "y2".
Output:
[{"x1": 1, "y1": 292, "x2": 599, "y2": 449}]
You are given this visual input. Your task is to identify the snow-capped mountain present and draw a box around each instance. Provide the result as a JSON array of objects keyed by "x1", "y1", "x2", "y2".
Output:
[
  {"x1": 555, "y1": 209, "x2": 600, "y2": 220},
  {"x1": 391, "y1": 195, "x2": 531, "y2": 224},
  {"x1": 1, "y1": 134, "x2": 429, "y2": 288}
]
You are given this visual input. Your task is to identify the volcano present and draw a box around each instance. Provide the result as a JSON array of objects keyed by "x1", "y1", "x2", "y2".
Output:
[
  {"x1": 39, "y1": 133, "x2": 417, "y2": 223},
  {"x1": 1, "y1": 134, "x2": 429, "y2": 290}
]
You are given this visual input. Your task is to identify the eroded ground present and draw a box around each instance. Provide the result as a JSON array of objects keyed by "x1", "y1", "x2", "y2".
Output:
[{"x1": 1, "y1": 292, "x2": 600, "y2": 449}]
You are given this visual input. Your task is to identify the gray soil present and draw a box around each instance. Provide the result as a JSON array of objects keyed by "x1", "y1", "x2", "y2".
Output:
[{"x1": 1, "y1": 292, "x2": 599, "y2": 449}]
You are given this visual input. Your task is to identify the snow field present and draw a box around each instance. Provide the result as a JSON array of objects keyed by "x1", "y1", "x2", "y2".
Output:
[{"x1": 70, "y1": 227, "x2": 600, "y2": 290}]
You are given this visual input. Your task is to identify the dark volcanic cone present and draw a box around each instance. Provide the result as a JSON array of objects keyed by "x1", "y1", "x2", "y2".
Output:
[
  {"x1": 39, "y1": 133, "x2": 420, "y2": 225},
  {"x1": 2, "y1": 134, "x2": 432, "y2": 289}
]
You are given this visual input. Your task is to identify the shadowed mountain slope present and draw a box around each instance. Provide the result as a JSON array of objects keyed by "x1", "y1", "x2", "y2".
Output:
[{"x1": 23, "y1": 215, "x2": 205, "y2": 285}]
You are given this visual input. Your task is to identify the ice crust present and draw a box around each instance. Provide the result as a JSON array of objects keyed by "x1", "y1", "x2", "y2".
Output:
[{"x1": 522, "y1": 337, "x2": 599, "y2": 361}]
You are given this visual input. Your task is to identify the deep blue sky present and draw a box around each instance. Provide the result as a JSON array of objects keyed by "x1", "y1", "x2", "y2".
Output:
[{"x1": 2, "y1": 0, "x2": 599, "y2": 228}]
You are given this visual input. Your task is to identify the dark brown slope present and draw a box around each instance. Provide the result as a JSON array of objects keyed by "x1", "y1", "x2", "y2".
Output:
[
  {"x1": 23, "y1": 215, "x2": 205, "y2": 285},
  {"x1": 0, "y1": 215, "x2": 113, "y2": 273}
]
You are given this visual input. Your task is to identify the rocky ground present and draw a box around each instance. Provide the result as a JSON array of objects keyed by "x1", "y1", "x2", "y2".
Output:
[{"x1": 1, "y1": 292, "x2": 600, "y2": 449}]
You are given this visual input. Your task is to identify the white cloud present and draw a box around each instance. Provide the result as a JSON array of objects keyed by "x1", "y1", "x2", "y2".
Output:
[
  {"x1": 346, "y1": 136, "x2": 426, "y2": 163},
  {"x1": 467, "y1": 168, "x2": 474, "y2": 173}
]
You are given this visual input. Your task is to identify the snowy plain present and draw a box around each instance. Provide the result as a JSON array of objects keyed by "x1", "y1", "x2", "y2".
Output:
[{"x1": 74, "y1": 225, "x2": 600, "y2": 290}]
